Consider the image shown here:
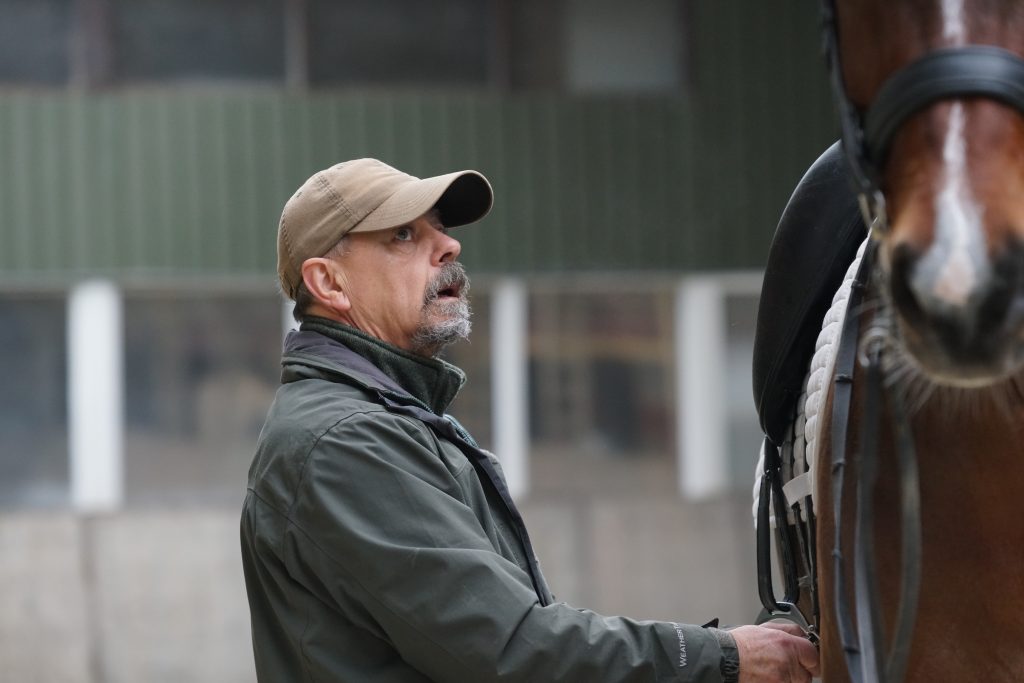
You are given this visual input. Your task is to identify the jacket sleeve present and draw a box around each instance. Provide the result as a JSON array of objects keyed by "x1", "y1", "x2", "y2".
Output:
[{"x1": 284, "y1": 411, "x2": 727, "y2": 683}]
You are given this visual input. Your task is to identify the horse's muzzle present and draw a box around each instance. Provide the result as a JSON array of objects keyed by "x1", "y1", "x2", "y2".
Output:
[{"x1": 888, "y1": 237, "x2": 1024, "y2": 386}]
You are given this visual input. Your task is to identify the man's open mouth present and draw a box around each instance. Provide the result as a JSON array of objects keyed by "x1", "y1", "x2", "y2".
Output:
[
  {"x1": 437, "y1": 283, "x2": 462, "y2": 299},
  {"x1": 426, "y1": 262, "x2": 470, "y2": 305}
]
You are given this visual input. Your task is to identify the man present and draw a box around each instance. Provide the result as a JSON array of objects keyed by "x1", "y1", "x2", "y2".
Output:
[{"x1": 241, "y1": 158, "x2": 819, "y2": 682}]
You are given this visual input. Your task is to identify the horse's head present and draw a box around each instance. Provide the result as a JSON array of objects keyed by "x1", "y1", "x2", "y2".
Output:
[{"x1": 835, "y1": 0, "x2": 1024, "y2": 387}]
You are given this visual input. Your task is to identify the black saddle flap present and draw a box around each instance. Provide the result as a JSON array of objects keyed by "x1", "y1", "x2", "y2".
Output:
[{"x1": 752, "y1": 142, "x2": 865, "y2": 444}]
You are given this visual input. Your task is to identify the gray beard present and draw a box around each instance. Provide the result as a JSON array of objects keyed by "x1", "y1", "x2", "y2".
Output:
[
  {"x1": 410, "y1": 297, "x2": 471, "y2": 357},
  {"x1": 410, "y1": 263, "x2": 472, "y2": 357}
]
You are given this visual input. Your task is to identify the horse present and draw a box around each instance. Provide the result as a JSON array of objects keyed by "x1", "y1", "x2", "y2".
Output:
[{"x1": 753, "y1": 1, "x2": 1024, "y2": 681}]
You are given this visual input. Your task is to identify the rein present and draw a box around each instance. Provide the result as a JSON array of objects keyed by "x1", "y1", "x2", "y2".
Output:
[{"x1": 827, "y1": 245, "x2": 923, "y2": 683}]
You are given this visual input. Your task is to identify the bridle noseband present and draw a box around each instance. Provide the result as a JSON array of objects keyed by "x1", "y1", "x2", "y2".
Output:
[
  {"x1": 756, "y1": 3, "x2": 1024, "y2": 683},
  {"x1": 821, "y1": 0, "x2": 1024, "y2": 240},
  {"x1": 866, "y1": 46, "x2": 1024, "y2": 163}
]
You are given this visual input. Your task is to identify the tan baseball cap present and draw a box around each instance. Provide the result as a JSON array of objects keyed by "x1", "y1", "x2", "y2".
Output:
[{"x1": 277, "y1": 158, "x2": 493, "y2": 299}]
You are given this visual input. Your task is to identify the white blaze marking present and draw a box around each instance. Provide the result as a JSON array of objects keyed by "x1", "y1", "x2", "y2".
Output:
[
  {"x1": 914, "y1": 0, "x2": 988, "y2": 310},
  {"x1": 921, "y1": 104, "x2": 986, "y2": 307},
  {"x1": 941, "y1": 0, "x2": 967, "y2": 45}
]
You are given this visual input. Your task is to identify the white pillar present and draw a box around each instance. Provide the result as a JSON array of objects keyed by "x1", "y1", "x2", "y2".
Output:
[
  {"x1": 675, "y1": 277, "x2": 728, "y2": 500},
  {"x1": 491, "y1": 278, "x2": 529, "y2": 499},
  {"x1": 68, "y1": 280, "x2": 124, "y2": 511}
]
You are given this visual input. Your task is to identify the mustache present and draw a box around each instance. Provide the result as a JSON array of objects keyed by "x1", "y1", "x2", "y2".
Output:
[{"x1": 423, "y1": 262, "x2": 470, "y2": 304}]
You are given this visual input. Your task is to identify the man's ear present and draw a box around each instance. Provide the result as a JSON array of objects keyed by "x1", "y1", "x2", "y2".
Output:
[{"x1": 300, "y1": 257, "x2": 351, "y2": 315}]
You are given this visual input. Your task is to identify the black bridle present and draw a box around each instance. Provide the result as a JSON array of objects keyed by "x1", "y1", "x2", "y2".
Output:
[{"x1": 757, "y1": 3, "x2": 1024, "y2": 682}]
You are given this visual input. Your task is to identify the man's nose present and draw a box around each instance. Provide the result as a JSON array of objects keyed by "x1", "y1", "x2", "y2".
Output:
[{"x1": 434, "y1": 230, "x2": 461, "y2": 264}]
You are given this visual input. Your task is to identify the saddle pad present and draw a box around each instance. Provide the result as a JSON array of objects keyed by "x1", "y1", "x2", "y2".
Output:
[{"x1": 753, "y1": 237, "x2": 867, "y2": 525}]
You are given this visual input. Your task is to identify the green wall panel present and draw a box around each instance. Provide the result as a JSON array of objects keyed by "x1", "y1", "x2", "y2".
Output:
[{"x1": 0, "y1": 2, "x2": 836, "y2": 281}]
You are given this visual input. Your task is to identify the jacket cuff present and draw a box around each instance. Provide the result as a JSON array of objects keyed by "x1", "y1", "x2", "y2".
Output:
[{"x1": 708, "y1": 628, "x2": 739, "y2": 683}]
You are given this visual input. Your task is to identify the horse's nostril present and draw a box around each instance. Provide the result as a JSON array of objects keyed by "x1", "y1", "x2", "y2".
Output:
[
  {"x1": 984, "y1": 238, "x2": 1024, "y2": 334},
  {"x1": 889, "y1": 244, "x2": 928, "y2": 328},
  {"x1": 890, "y1": 237, "x2": 1024, "y2": 364}
]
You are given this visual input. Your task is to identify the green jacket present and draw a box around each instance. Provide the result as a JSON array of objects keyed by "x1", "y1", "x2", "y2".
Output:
[{"x1": 241, "y1": 318, "x2": 732, "y2": 682}]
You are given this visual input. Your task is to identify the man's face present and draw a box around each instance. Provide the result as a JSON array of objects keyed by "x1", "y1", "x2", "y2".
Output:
[{"x1": 334, "y1": 211, "x2": 471, "y2": 357}]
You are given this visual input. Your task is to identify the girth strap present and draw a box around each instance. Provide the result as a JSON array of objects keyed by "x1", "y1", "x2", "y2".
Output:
[{"x1": 756, "y1": 437, "x2": 803, "y2": 616}]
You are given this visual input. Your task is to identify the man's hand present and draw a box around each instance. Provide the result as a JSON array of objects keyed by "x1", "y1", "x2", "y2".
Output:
[{"x1": 729, "y1": 622, "x2": 820, "y2": 683}]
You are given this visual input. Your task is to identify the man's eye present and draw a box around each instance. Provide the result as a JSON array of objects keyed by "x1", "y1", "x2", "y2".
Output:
[{"x1": 394, "y1": 227, "x2": 413, "y2": 241}]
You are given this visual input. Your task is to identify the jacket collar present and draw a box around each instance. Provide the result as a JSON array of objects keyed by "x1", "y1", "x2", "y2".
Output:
[{"x1": 282, "y1": 317, "x2": 466, "y2": 415}]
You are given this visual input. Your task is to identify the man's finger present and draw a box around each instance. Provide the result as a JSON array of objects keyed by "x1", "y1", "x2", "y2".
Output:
[
  {"x1": 793, "y1": 636, "x2": 821, "y2": 677},
  {"x1": 759, "y1": 620, "x2": 806, "y2": 638}
]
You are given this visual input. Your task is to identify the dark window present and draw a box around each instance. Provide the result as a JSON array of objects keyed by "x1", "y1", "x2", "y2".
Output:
[
  {"x1": 307, "y1": 0, "x2": 489, "y2": 86},
  {"x1": 0, "y1": 294, "x2": 69, "y2": 507},
  {"x1": 526, "y1": 285, "x2": 676, "y2": 497},
  {"x1": 0, "y1": 0, "x2": 72, "y2": 84},
  {"x1": 110, "y1": 0, "x2": 285, "y2": 83},
  {"x1": 503, "y1": 0, "x2": 565, "y2": 90},
  {"x1": 123, "y1": 292, "x2": 281, "y2": 506},
  {"x1": 565, "y1": 0, "x2": 683, "y2": 92}
]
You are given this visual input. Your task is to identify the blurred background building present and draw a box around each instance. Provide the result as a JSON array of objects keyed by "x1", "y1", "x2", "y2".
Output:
[{"x1": 0, "y1": 1, "x2": 835, "y2": 680}]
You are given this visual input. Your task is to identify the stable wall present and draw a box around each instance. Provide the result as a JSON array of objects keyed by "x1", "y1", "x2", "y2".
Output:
[{"x1": 1, "y1": 492, "x2": 757, "y2": 683}]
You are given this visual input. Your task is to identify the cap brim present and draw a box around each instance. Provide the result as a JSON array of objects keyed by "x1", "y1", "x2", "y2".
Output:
[{"x1": 349, "y1": 170, "x2": 493, "y2": 233}]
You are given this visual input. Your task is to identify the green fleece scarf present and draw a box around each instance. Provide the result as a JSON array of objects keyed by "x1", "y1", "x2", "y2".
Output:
[{"x1": 300, "y1": 317, "x2": 466, "y2": 416}]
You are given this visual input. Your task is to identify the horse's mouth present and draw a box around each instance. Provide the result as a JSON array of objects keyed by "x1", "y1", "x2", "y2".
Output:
[
  {"x1": 893, "y1": 307, "x2": 1024, "y2": 388},
  {"x1": 886, "y1": 239, "x2": 1024, "y2": 388}
]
